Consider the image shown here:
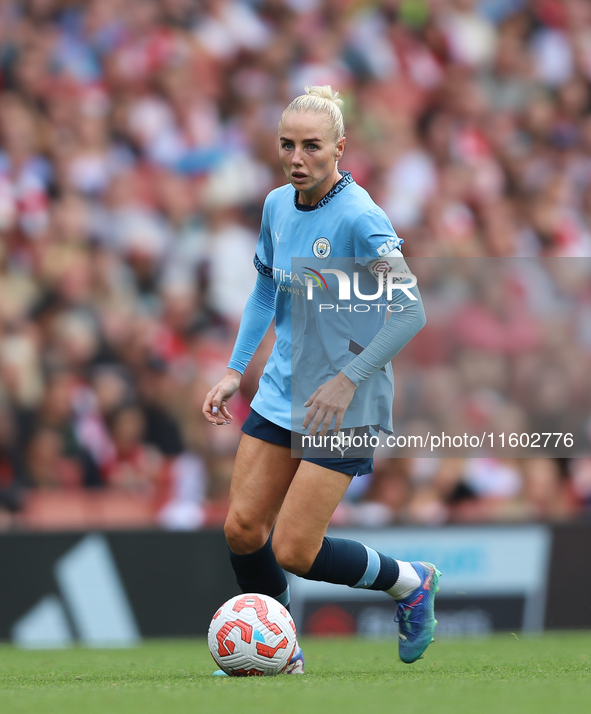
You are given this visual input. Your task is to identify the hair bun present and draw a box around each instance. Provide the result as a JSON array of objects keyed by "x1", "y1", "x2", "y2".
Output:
[{"x1": 305, "y1": 85, "x2": 344, "y2": 108}]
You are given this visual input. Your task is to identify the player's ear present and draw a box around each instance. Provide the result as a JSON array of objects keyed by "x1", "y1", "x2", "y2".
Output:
[{"x1": 335, "y1": 136, "x2": 346, "y2": 161}]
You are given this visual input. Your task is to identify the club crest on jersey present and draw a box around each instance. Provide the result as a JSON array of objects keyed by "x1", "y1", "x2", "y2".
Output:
[{"x1": 313, "y1": 237, "x2": 331, "y2": 259}]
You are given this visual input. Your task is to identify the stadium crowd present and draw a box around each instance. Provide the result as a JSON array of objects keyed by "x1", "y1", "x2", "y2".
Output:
[{"x1": 0, "y1": 0, "x2": 591, "y2": 530}]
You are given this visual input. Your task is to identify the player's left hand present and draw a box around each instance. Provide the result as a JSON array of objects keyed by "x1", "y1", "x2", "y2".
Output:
[{"x1": 302, "y1": 372, "x2": 357, "y2": 437}]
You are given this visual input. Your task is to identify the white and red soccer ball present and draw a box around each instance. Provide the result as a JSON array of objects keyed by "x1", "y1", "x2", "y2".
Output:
[{"x1": 208, "y1": 593, "x2": 298, "y2": 676}]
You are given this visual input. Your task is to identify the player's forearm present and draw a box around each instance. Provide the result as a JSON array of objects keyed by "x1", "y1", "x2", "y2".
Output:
[
  {"x1": 228, "y1": 273, "x2": 275, "y2": 374},
  {"x1": 340, "y1": 289, "x2": 426, "y2": 386}
]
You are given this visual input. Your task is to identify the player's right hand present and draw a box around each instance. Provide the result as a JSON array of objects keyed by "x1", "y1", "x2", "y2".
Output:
[{"x1": 202, "y1": 369, "x2": 242, "y2": 425}]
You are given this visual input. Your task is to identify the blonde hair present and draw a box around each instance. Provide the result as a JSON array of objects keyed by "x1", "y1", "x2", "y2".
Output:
[{"x1": 279, "y1": 85, "x2": 345, "y2": 143}]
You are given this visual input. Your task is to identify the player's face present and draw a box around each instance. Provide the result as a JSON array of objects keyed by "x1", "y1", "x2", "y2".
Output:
[{"x1": 279, "y1": 111, "x2": 345, "y2": 206}]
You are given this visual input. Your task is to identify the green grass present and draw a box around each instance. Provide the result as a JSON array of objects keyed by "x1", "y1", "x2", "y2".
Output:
[{"x1": 0, "y1": 634, "x2": 590, "y2": 714}]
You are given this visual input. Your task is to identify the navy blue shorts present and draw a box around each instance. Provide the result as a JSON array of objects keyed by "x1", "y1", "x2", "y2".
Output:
[{"x1": 241, "y1": 409, "x2": 374, "y2": 477}]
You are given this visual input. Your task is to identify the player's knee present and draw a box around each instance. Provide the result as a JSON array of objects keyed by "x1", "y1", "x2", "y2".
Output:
[
  {"x1": 273, "y1": 540, "x2": 316, "y2": 577},
  {"x1": 224, "y1": 513, "x2": 268, "y2": 555}
]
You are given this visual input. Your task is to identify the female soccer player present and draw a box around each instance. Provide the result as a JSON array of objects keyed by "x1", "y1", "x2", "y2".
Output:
[{"x1": 203, "y1": 86, "x2": 440, "y2": 672}]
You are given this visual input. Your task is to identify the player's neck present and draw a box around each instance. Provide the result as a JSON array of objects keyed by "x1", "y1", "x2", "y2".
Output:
[{"x1": 297, "y1": 169, "x2": 342, "y2": 207}]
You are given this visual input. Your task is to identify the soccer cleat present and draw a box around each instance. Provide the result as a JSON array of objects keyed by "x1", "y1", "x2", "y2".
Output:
[
  {"x1": 283, "y1": 643, "x2": 305, "y2": 674},
  {"x1": 395, "y1": 561, "x2": 441, "y2": 664},
  {"x1": 212, "y1": 669, "x2": 228, "y2": 676}
]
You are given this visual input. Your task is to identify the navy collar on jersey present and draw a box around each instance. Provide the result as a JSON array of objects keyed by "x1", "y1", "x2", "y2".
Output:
[{"x1": 294, "y1": 170, "x2": 353, "y2": 211}]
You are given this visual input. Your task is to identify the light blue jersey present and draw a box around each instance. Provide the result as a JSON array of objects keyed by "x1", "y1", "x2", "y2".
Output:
[{"x1": 248, "y1": 171, "x2": 413, "y2": 433}]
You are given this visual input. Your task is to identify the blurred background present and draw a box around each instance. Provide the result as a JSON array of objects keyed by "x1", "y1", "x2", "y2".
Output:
[{"x1": 0, "y1": 0, "x2": 591, "y2": 538}]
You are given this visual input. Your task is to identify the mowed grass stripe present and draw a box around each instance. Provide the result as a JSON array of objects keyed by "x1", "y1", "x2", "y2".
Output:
[{"x1": 0, "y1": 634, "x2": 589, "y2": 714}]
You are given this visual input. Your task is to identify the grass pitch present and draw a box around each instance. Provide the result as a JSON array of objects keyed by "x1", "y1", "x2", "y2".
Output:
[{"x1": 0, "y1": 633, "x2": 589, "y2": 714}]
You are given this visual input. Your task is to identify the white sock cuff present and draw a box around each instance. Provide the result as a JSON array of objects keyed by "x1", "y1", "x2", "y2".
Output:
[{"x1": 386, "y1": 560, "x2": 421, "y2": 601}]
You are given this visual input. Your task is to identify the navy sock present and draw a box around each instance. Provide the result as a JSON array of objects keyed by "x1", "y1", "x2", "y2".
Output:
[
  {"x1": 303, "y1": 537, "x2": 399, "y2": 591},
  {"x1": 228, "y1": 536, "x2": 291, "y2": 609}
]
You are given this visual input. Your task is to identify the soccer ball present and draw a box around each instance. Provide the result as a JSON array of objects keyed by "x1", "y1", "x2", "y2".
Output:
[{"x1": 208, "y1": 593, "x2": 297, "y2": 676}]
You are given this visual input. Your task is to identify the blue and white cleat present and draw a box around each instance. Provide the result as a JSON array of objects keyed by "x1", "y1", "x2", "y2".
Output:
[
  {"x1": 212, "y1": 669, "x2": 228, "y2": 676},
  {"x1": 284, "y1": 643, "x2": 305, "y2": 674},
  {"x1": 396, "y1": 561, "x2": 441, "y2": 664}
]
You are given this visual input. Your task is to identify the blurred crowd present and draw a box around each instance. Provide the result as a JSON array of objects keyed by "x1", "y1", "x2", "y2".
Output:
[
  {"x1": 394, "y1": 257, "x2": 591, "y2": 456},
  {"x1": 0, "y1": 0, "x2": 591, "y2": 530}
]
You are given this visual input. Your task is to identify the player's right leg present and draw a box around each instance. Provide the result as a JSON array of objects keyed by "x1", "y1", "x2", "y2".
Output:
[
  {"x1": 215, "y1": 432, "x2": 305, "y2": 675},
  {"x1": 224, "y1": 432, "x2": 300, "y2": 600}
]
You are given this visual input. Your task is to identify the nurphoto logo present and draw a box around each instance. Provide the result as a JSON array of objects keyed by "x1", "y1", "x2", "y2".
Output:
[{"x1": 304, "y1": 267, "x2": 418, "y2": 312}]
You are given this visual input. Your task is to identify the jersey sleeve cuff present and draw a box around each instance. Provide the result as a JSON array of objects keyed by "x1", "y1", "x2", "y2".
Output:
[
  {"x1": 227, "y1": 359, "x2": 246, "y2": 375},
  {"x1": 340, "y1": 363, "x2": 363, "y2": 387}
]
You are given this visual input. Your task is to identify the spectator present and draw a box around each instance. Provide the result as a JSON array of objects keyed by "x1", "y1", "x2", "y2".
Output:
[
  {"x1": 0, "y1": 403, "x2": 25, "y2": 527},
  {"x1": 102, "y1": 402, "x2": 164, "y2": 495}
]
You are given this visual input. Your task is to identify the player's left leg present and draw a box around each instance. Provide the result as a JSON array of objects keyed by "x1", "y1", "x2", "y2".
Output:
[
  {"x1": 273, "y1": 461, "x2": 403, "y2": 589},
  {"x1": 272, "y1": 460, "x2": 440, "y2": 663}
]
